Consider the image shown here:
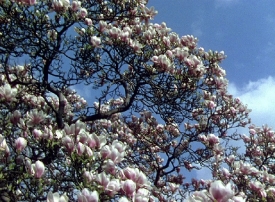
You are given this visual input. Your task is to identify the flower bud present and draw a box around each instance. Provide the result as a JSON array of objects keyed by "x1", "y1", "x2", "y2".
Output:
[{"x1": 15, "y1": 137, "x2": 27, "y2": 153}]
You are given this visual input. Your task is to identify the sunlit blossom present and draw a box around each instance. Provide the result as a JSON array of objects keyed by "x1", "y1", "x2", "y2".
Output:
[
  {"x1": 47, "y1": 191, "x2": 69, "y2": 202},
  {"x1": 0, "y1": 83, "x2": 17, "y2": 102},
  {"x1": 15, "y1": 137, "x2": 27, "y2": 153}
]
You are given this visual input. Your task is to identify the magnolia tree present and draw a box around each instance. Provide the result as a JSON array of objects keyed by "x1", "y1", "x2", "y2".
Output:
[{"x1": 0, "y1": 0, "x2": 273, "y2": 201}]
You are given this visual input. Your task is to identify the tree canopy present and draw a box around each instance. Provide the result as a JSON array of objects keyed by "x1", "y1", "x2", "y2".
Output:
[{"x1": 0, "y1": 0, "x2": 274, "y2": 201}]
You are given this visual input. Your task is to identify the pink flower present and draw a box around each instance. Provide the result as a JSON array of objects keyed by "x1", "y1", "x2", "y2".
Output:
[
  {"x1": 24, "y1": 158, "x2": 34, "y2": 175},
  {"x1": 24, "y1": 0, "x2": 36, "y2": 5},
  {"x1": 206, "y1": 134, "x2": 219, "y2": 145},
  {"x1": 52, "y1": 0, "x2": 70, "y2": 12},
  {"x1": 0, "y1": 84, "x2": 17, "y2": 102},
  {"x1": 26, "y1": 109, "x2": 46, "y2": 127},
  {"x1": 33, "y1": 129, "x2": 43, "y2": 140},
  {"x1": 87, "y1": 133, "x2": 106, "y2": 149},
  {"x1": 83, "y1": 170, "x2": 94, "y2": 183},
  {"x1": 101, "y1": 145, "x2": 112, "y2": 159},
  {"x1": 105, "y1": 179, "x2": 120, "y2": 196},
  {"x1": 85, "y1": 18, "x2": 93, "y2": 26},
  {"x1": 62, "y1": 136, "x2": 75, "y2": 153},
  {"x1": 130, "y1": 40, "x2": 143, "y2": 53},
  {"x1": 15, "y1": 137, "x2": 27, "y2": 153},
  {"x1": 71, "y1": 0, "x2": 81, "y2": 11},
  {"x1": 168, "y1": 182, "x2": 179, "y2": 193},
  {"x1": 249, "y1": 181, "x2": 266, "y2": 198},
  {"x1": 122, "y1": 179, "x2": 136, "y2": 196},
  {"x1": 76, "y1": 142, "x2": 85, "y2": 156},
  {"x1": 90, "y1": 36, "x2": 101, "y2": 47},
  {"x1": 0, "y1": 135, "x2": 9, "y2": 156},
  {"x1": 95, "y1": 172, "x2": 110, "y2": 188},
  {"x1": 78, "y1": 8, "x2": 88, "y2": 18},
  {"x1": 134, "y1": 188, "x2": 150, "y2": 202},
  {"x1": 112, "y1": 140, "x2": 126, "y2": 152},
  {"x1": 34, "y1": 160, "x2": 45, "y2": 178},
  {"x1": 102, "y1": 159, "x2": 116, "y2": 175},
  {"x1": 249, "y1": 129, "x2": 256, "y2": 135},
  {"x1": 209, "y1": 180, "x2": 234, "y2": 202},
  {"x1": 78, "y1": 189, "x2": 98, "y2": 202},
  {"x1": 47, "y1": 192, "x2": 68, "y2": 202},
  {"x1": 180, "y1": 35, "x2": 198, "y2": 49},
  {"x1": 152, "y1": 54, "x2": 172, "y2": 71},
  {"x1": 85, "y1": 146, "x2": 93, "y2": 157},
  {"x1": 221, "y1": 168, "x2": 231, "y2": 179},
  {"x1": 206, "y1": 100, "x2": 216, "y2": 109},
  {"x1": 135, "y1": 170, "x2": 148, "y2": 188},
  {"x1": 123, "y1": 167, "x2": 137, "y2": 181},
  {"x1": 10, "y1": 110, "x2": 21, "y2": 125},
  {"x1": 109, "y1": 146, "x2": 124, "y2": 164},
  {"x1": 99, "y1": 21, "x2": 107, "y2": 32},
  {"x1": 173, "y1": 47, "x2": 189, "y2": 61},
  {"x1": 118, "y1": 197, "x2": 130, "y2": 202},
  {"x1": 187, "y1": 190, "x2": 209, "y2": 202},
  {"x1": 109, "y1": 27, "x2": 121, "y2": 39}
]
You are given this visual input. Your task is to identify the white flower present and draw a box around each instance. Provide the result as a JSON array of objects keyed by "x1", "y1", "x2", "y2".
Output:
[{"x1": 0, "y1": 83, "x2": 17, "y2": 102}]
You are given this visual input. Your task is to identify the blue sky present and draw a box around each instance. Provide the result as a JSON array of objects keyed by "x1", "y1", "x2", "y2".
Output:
[
  {"x1": 148, "y1": 0, "x2": 275, "y2": 129},
  {"x1": 145, "y1": 0, "x2": 275, "y2": 183},
  {"x1": 75, "y1": 1, "x2": 275, "y2": 181}
]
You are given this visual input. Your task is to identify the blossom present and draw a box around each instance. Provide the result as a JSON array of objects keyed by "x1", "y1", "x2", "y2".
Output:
[
  {"x1": 76, "y1": 142, "x2": 85, "y2": 155},
  {"x1": 180, "y1": 35, "x2": 198, "y2": 49},
  {"x1": 0, "y1": 135, "x2": 9, "y2": 156},
  {"x1": 87, "y1": 133, "x2": 106, "y2": 149},
  {"x1": 78, "y1": 8, "x2": 88, "y2": 18},
  {"x1": 26, "y1": 109, "x2": 46, "y2": 127},
  {"x1": 10, "y1": 110, "x2": 21, "y2": 124},
  {"x1": 90, "y1": 36, "x2": 101, "y2": 47},
  {"x1": 118, "y1": 197, "x2": 130, "y2": 202},
  {"x1": 95, "y1": 172, "x2": 110, "y2": 188},
  {"x1": 47, "y1": 192, "x2": 69, "y2": 202},
  {"x1": 249, "y1": 181, "x2": 266, "y2": 198},
  {"x1": 20, "y1": 0, "x2": 36, "y2": 5},
  {"x1": 186, "y1": 190, "x2": 210, "y2": 202},
  {"x1": 173, "y1": 47, "x2": 189, "y2": 61},
  {"x1": 122, "y1": 167, "x2": 137, "y2": 181},
  {"x1": 102, "y1": 159, "x2": 116, "y2": 175},
  {"x1": 206, "y1": 134, "x2": 219, "y2": 145},
  {"x1": 105, "y1": 179, "x2": 120, "y2": 196},
  {"x1": 15, "y1": 137, "x2": 27, "y2": 153},
  {"x1": 78, "y1": 189, "x2": 99, "y2": 202},
  {"x1": 62, "y1": 136, "x2": 75, "y2": 153},
  {"x1": 209, "y1": 180, "x2": 234, "y2": 202},
  {"x1": 52, "y1": 0, "x2": 70, "y2": 11},
  {"x1": 152, "y1": 54, "x2": 172, "y2": 71},
  {"x1": 122, "y1": 179, "x2": 136, "y2": 196},
  {"x1": 134, "y1": 188, "x2": 150, "y2": 202},
  {"x1": 168, "y1": 182, "x2": 179, "y2": 193},
  {"x1": 24, "y1": 157, "x2": 34, "y2": 175},
  {"x1": 34, "y1": 160, "x2": 45, "y2": 178},
  {"x1": 83, "y1": 170, "x2": 94, "y2": 183},
  {"x1": 0, "y1": 83, "x2": 17, "y2": 102},
  {"x1": 71, "y1": 0, "x2": 81, "y2": 11},
  {"x1": 85, "y1": 18, "x2": 93, "y2": 26}
]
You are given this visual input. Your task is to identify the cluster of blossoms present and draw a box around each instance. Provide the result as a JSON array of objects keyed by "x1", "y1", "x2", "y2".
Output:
[
  {"x1": 187, "y1": 124, "x2": 275, "y2": 201},
  {"x1": 0, "y1": 0, "x2": 265, "y2": 201},
  {"x1": 187, "y1": 180, "x2": 246, "y2": 202},
  {"x1": 0, "y1": 71, "x2": 154, "y2": 201}
]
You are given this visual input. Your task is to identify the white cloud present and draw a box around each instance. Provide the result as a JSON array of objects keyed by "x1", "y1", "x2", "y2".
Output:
[
  {"x1": 195, "y1": 76, "x2": 275, "y2": 180},
  {"x1": 228, "y1": 76, "x2": 275, "y2": 128},
  {"x1": 191, "y1": 18, "x2": 203, "y2": 37}
]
